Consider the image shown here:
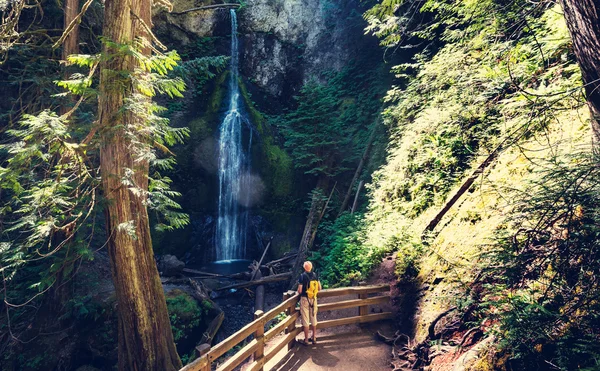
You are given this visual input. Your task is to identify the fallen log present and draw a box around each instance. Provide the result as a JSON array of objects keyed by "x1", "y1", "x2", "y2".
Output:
[
  {"x1": 351, "y1": 180, "x2": 364, "y2": 214},
  {"x1": 422, "y1": 149, "x2": 498, "y2": 237},
  {"x1": 264, "y1": 253, "x2": 297, "y2": 267},
  {"x1": 228, "y1": 271, "x2": 251, "y2": 280},
  {"x1": 254, "y1": 268, "x2": 265, "y2": 312},
  {"x1": 182, "y1": 268, "x2": 224, "y2": 277},
  {"x1": 189, "y1": 278, "x2": 213, "y2": 304},
  {"x1": 200, "y1": 311, "x2": 224, "y2": 344},
  {"x1": 215, "y1": 272, "x2": 292, "y2": 291},
  {"x1": 339, "y1": 119, "x2": 379, "y2": 217},
  {"x1": 161, "y1": 277, "x2": 190, "y2": 285},
  {"x1": 251, "y1": 237, "x2": 273, "y2": 281},
  {"x1": 421, "y1": 119, "x2": 538, "y2": 238},
  {"x1": 289, "y1": 184, "x2": 334, "y2": 289}
]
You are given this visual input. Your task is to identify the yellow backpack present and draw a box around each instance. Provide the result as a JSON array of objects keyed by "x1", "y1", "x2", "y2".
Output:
[{"x1": 305, "y1": 272, "x2": 319, "y2": 299}]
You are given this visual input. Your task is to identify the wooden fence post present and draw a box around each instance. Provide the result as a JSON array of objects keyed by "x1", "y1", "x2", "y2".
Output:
[
  {"x1": 193, "y1": 344, "x2": 211, "y2": 371},
  {"x1": 254, "y1": 310, "x2": 265, "y2": 371},
  {"x1": 283, "y1": 291, "x2": 297, "y2": 350},
  {"x1": 358, "y1": 293, "x2": 368, "y2": 317}
]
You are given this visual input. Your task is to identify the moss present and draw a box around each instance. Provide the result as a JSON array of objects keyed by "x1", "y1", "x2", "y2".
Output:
[
  {"x1": 207, "y1": 71, "x2": 228, "y2": 115},
  {"x1": 238, "y1": 80, "x2": 266, "y2": 132},
  {"x1": 262, "y1": 143, "x2": 293, "y2": 197},
  {"x1": 166, "y1": 289, "x2": 205, "y2": 343},
  {"x1": 188, "y1": 117, "x2": 213, "y2": 140},
  {"x1": 238, "y1": 79, "x2": 294, "y2": 199}
]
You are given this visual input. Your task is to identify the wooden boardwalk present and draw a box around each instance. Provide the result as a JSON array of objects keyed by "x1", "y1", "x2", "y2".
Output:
[
  {"x1": 269, "y1": 329, "x2": 392, "y2": 371},
  {"x1": 181, "y1": 285, "x2": 394, "y2": 371}
]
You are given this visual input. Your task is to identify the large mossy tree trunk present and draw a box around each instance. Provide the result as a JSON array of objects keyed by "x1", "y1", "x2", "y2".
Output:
[
  {"x1": 560, "y1": 0, "x2": 600, "y2": 142},
  {"x1": 98, "y1": 0, "x2": 182, "y2": 369}
]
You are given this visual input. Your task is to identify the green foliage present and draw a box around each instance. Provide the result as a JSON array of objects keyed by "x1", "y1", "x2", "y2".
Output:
[
  {"x1": 366, "y1": 0, "x2": 582, "y2": 225},
  {"x1": 279, "y1": 80, "x2": 341, "y2": 177},
  {"x1": 314, "y1": 213, "x2": 390, "y2": 287},
  {"x1": 0, "y1": 110, "x2": 97, "y2": 281},
  {"x1": 148, "y1": 174, "x2": 190, "y2": 232},
  {"x1": 361, "y1": 0, "x2": 592, "y2": 360},
  {"x1": 276, "y1": 64, "x2": 382, "y2": 180},
  {"x1": 482, "y1": 152, "x2": 600, "y2": 370},
  {"x1": 166, "y1": 290, "x2": 207, "y2": 343},
  {"x1": 172, "y1": 56, "x2": 228, "y2": 98},
  {"x1": 0, "y1": 33, "x2": 225, "y2": 360}
]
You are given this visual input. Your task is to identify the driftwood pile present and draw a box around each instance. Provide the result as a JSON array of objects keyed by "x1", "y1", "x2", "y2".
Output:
[
  {"x1": 178, "y1": 252, "x2": 297, "y2": 281},
  {"x1": 376, "y1": 306, "x2": 484, "y2": 371}
]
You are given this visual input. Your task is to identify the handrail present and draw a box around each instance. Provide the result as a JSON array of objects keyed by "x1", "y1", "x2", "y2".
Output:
[{"x1": 180, "y1": 284, "x2": 392, "y2": 371}]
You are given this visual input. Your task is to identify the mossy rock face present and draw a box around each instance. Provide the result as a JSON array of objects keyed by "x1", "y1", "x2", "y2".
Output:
[
  {"x1": 262, "y1": 143, "x2": 293, "y2": 198},
  {"x1": 207, "y1": 71, "x2": 229, "y2": 115},
  {"x1": 238, "y1": 79, "x2": 295, "y2": 203},
  {"x1": 188, "y1": 117, "x2": 214, "y2": 140}
]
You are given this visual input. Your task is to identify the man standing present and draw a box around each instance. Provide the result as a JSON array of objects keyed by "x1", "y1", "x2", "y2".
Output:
[{"x1": 297, "y1": 261, "x2": 321, "y2": 345}]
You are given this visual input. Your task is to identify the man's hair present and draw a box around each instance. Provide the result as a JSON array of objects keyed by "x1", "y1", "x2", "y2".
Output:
[{"x1": 303, "y1": 261, "x2": 313, "y2": 272}]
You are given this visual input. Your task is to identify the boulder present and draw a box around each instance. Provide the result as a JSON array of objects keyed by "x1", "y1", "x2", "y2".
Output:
[{"x1": 159, "y1": 255, "x2": 185, "y2": 276}]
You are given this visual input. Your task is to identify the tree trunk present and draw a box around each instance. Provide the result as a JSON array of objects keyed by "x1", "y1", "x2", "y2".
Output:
[
  {"x1": 422, "y1": 148, "x2": 500, "y2": 237},
  {"x1": 289, "y1": 178, "x2": 331, "y2": 289},
  {"x1": 98, "y1": 0, "x2": 181, "y2": 369},
  {"x1": 351, "y1": 180, "x2": 364, "y2": 214},
  {"x1": 338, "y1": 122, "x2": 378, "y2": 217},
  {"x1": 254, "y1": 268, "x2": 265, "y2": 312},
  {"x1": 560, "y1": 0, "x2": 600, "y2": 142},
  {"x1": 60, "y1": 0, "x2": 79, "y2": 115},
  {"x1": 62, "y1": 0, "x2": 79, "y2": 60}
]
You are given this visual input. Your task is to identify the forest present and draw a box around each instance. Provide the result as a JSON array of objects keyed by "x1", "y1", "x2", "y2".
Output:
[{"x1": 1, "y1": 0, "x2": 600, "y2": 370}]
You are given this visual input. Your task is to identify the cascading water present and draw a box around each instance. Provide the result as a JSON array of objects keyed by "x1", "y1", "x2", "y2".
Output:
[{"x1": 215, "y1": 10, "x2": 251, "y2": 261}]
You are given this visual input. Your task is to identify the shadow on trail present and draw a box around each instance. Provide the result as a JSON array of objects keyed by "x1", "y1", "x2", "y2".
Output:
[{"x1": 271, "y1": 331, "x2": 383, "y2": 371}]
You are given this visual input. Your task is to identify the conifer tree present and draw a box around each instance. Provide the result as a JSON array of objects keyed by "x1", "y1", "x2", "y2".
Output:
[{"x1": 97, "y1": 0, "x2": 182, "y2": 368}]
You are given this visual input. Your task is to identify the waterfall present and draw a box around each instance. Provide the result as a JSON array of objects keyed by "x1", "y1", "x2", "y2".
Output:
[{"x1": 215, "y1": 10, "x2": 250, "y2": 261}]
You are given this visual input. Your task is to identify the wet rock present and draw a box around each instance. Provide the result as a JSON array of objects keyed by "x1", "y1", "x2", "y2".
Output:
[
  {"x1": 159, "y1": 255, "x2": 185, "y2": 276},
  {"x1": 453, "y1": 336, "x2": 495, "y2": 371}
]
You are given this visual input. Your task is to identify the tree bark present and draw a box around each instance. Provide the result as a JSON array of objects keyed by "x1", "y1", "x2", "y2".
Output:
[
  {"x1": 60, "y1": 0, "x2": 79, "y2": 115},
  {"x1": 422, "y1": 149, "x2": 499, "y2": 237},
  {"x1": 98, "y1": 0, "x2": 181, "y2": 369},
  {"x1": 338, "y1": 122, "x2": 378, "y2": 217},
  {"x1": 351, "y1": 180, "x2": 364, "y2": 214},
  {"x1": 254, "y1": 267, "x2": 265, "y2": 312},
  {"x1": 560, "y1": 0, "x2": 600, "y2": 142},
  {"x1": 62, "y1": 0, "x2": 79, "y2": 60},
  {"x1": 289, "y1": 179, "x2": 331, "y2": 289}
]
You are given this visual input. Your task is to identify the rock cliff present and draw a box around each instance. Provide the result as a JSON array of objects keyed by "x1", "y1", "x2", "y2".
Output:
[{"x1": 156, "y1": 0, "x2": 377, "y2": 99}]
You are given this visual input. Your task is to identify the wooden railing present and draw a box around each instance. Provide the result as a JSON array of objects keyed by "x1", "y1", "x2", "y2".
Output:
[{"x1": 180, "y1": 284, "x2": 392, "y2": 371}]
